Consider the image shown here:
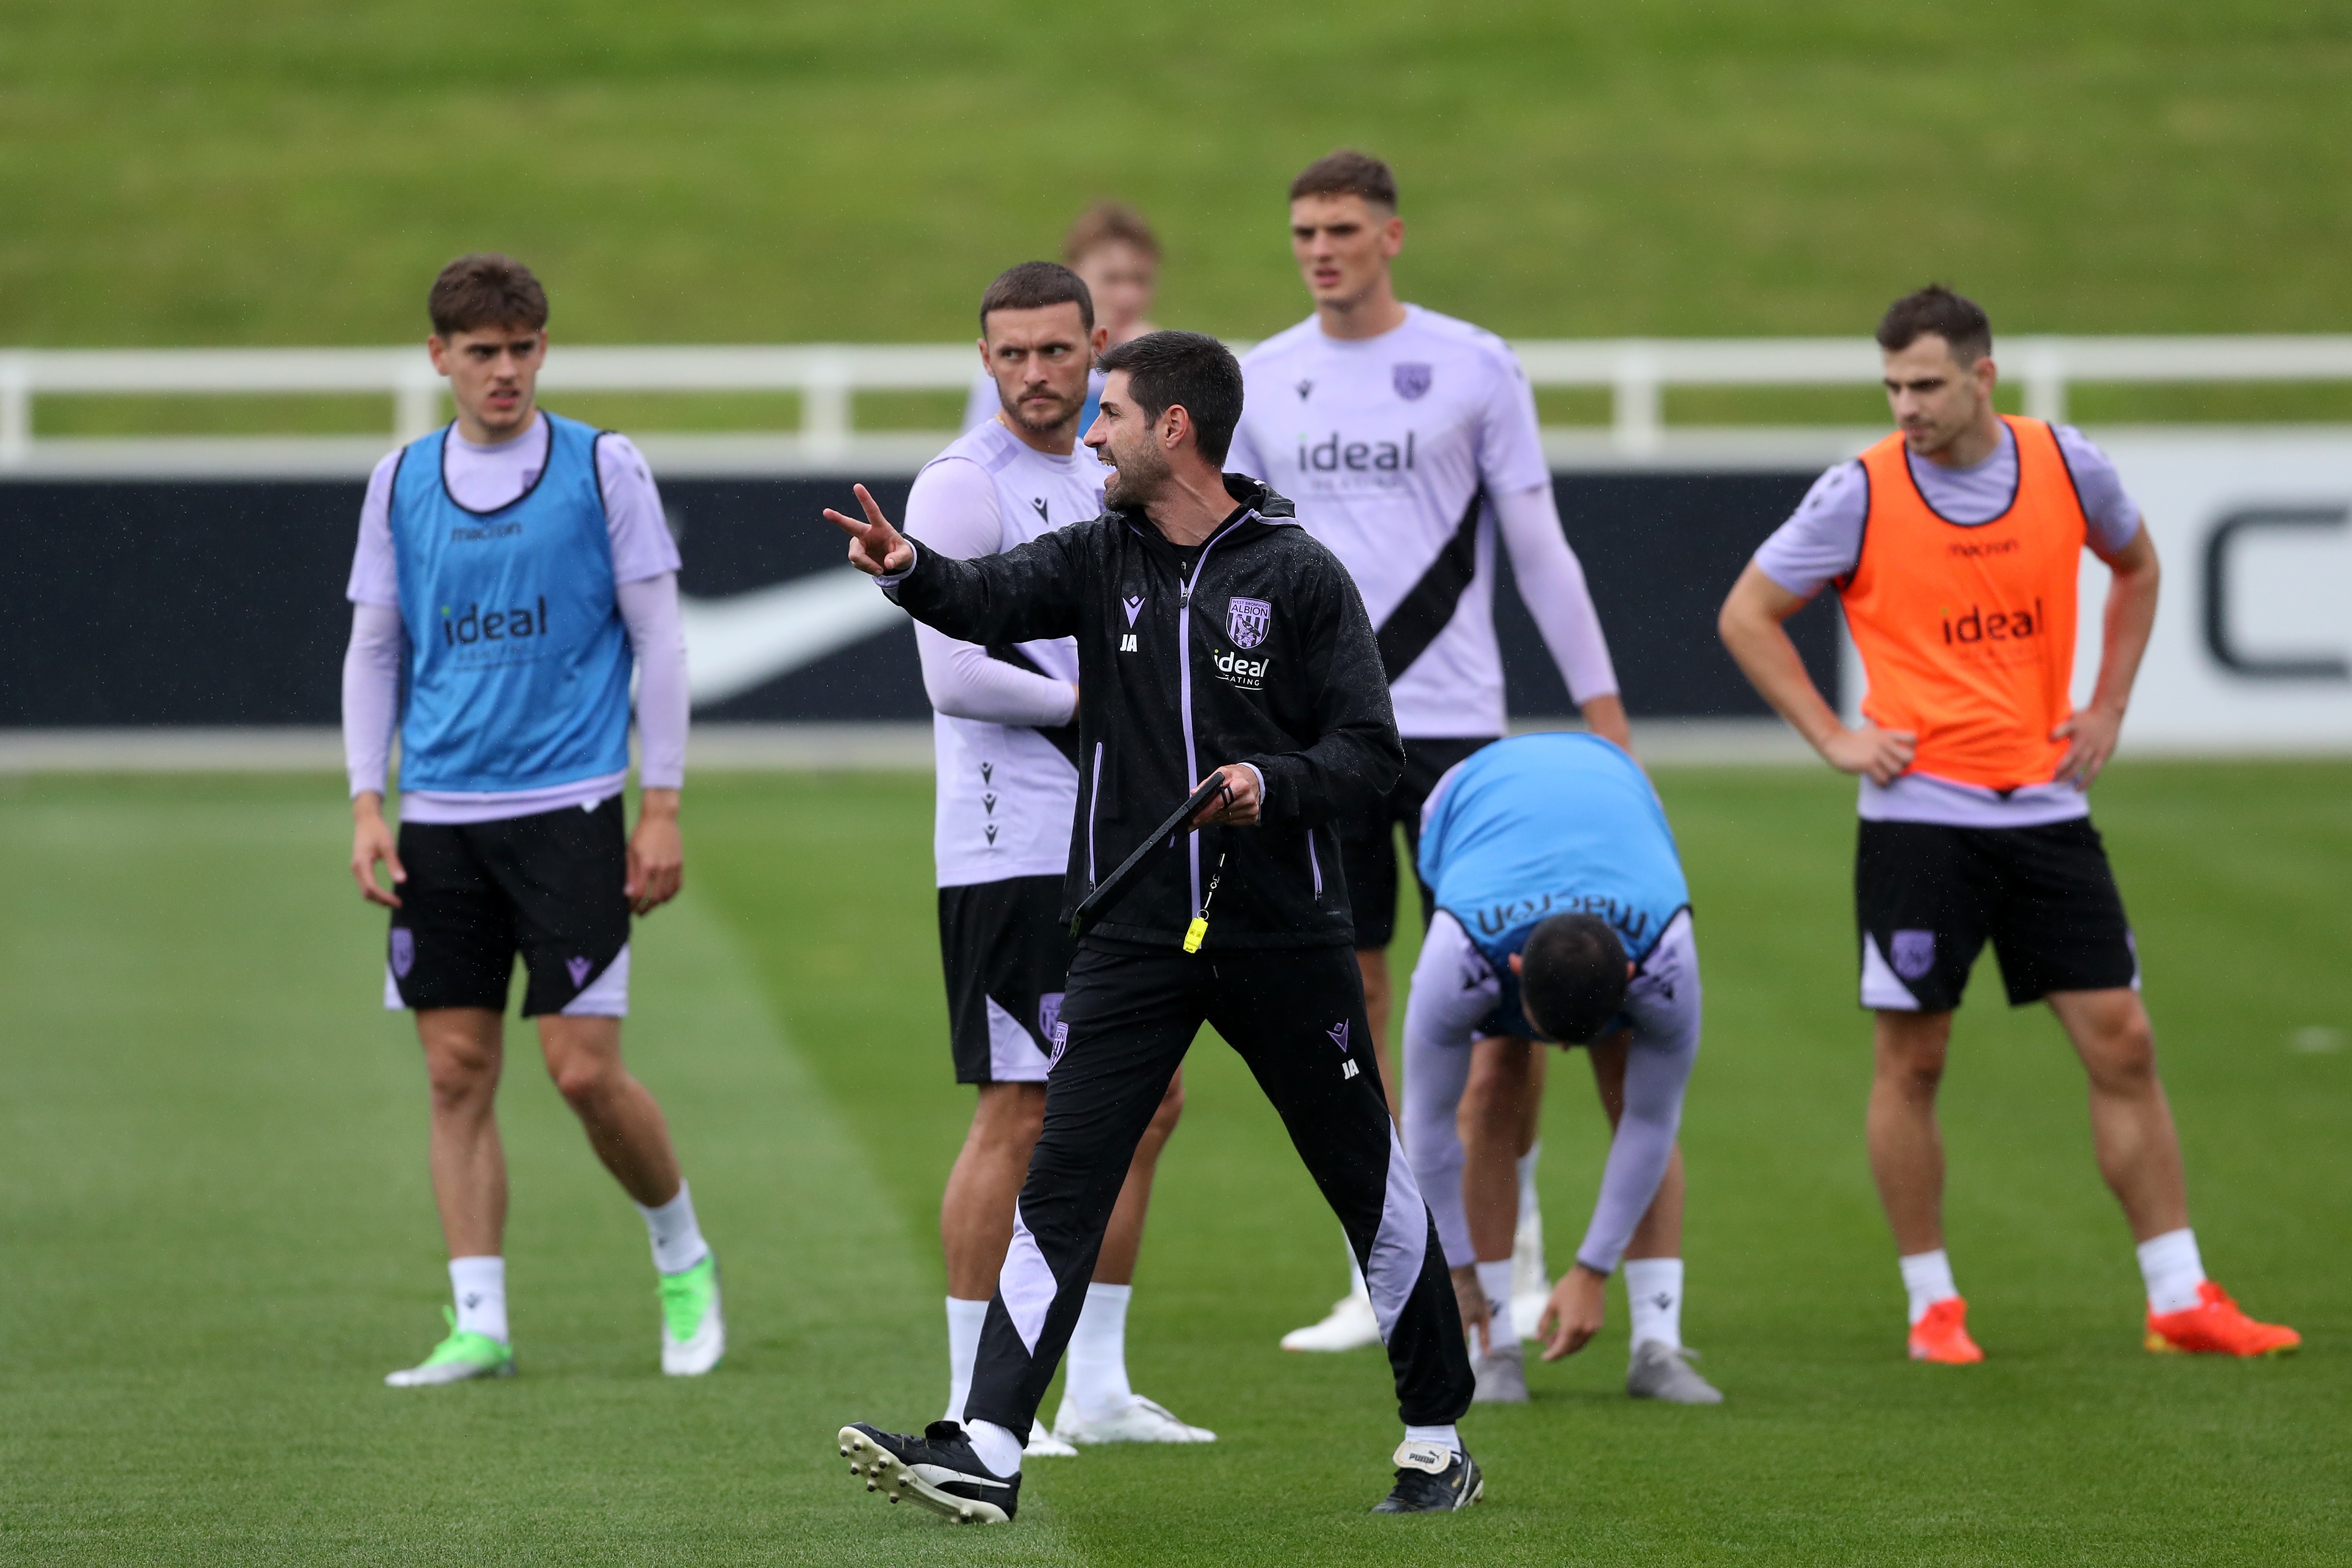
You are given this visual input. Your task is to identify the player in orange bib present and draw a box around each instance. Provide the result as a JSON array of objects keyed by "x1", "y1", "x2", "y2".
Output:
[{"x1": 1718, "y1": 286, "x2": 2297, "y2": 1364}]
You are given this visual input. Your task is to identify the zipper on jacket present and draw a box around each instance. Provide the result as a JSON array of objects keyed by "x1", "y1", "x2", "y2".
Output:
[
  {"x1": 1173, "y1": 515, "x2": 1251, "y2": 916},
  {"x1": 1307, "y1": 831, "x2": 1323, "y2": 899},
  {"x1": 1086, "y1": 741, "x2": 1105, "y2": 885}
]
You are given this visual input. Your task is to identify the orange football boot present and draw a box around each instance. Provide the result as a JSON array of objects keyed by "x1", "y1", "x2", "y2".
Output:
[
  {"x1": 2145, "y1": 1282, "x2": 2301, "y2": 1357},
  {"x1": 1908, "y1": 1297, "x2": 1985, "y2": 1363}
]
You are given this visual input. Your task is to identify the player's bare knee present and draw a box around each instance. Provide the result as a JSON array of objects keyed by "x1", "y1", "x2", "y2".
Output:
[{"x1": 970, "y1": 1082, "x2": 1045, "y2": 1154}]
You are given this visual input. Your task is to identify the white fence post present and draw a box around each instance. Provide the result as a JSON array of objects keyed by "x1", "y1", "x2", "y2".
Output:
[
  {"x1": 2022, "y1": 339, "x2": 2068, "y2": 425},
  {"x1": 802, "y1": 350, "x2": 852, "y2": 455},
  {"x1": 394, "y1": 358, "x2": 441, "y2": 441},
  {"x1": 1612, "y1": 343, "x2": 1663, "y2": 454},
  {"x1": 0, "y1": 354, "x2": 29, "y2": 467}
]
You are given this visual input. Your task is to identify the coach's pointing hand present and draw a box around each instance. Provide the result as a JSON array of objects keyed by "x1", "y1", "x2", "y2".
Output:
[{"x1": 824, "y1": 484, "x2": 915, "y2": 577}]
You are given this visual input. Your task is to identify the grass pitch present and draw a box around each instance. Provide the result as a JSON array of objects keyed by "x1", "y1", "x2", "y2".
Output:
[
  {"x1": 6, "y1": 1, "x2": 2352, "y2": 369},
  {"x1": 2, "y1": 762, "x2": 2348, "y2": 1565}
]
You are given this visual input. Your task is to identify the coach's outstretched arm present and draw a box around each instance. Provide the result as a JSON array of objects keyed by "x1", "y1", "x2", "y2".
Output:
[
  {"x1": 1718, "y1": 563, "x2": 1915, "y2": 784},
  {"x1": 827, "y1": 483, "x2": 1085, "y2": 646}
]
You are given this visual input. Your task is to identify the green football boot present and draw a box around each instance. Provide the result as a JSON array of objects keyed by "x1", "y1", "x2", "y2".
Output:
[
  {"x1": 385, "y1": 1307, "x2": 515, "y2": 1387},
  {"x1": 659, "y1": 1252, "x2": 726, "y2": 1376}
]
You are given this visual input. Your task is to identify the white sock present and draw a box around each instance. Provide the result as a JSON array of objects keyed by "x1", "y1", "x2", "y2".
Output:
[
  {"x1": 636, "y1": 1180, "x2": 709, "y2": 1277},
  {"x1": 944, "y1": 1296, "x2": 988, "y2": 1422},
  {"x1": 449, "y1": 1255, "x2": 508, "y2": 1344},
  {"x1": 1623, "y1": 1257, "x2": 1685, "y2": 1350},
  {"x1": 1474, "y1": 1260, "x2": 1516, "y2": 1346},
  {"x1": 1898, "y1": 1248, "x2": 1959, "y2": 1326},
  {"x1": 1064, "y1": 1282, "x2": 1135, "y2": 1412},
  {"x1": 1516, "y1": 1142, "x2": 1542, "y2": 1227},
  {"x1": 1347, "y1": 1234, "x2": 1370, "y2": 1302},
  {"x1": 2137, "y1": 1228, "x2": 2207, "y2": 1315},
  {"x1": 966, "y1": 1418, "x2": 1024, "y2": 1477},
  {"x1": 1404, "y1": 1422, "x2": 1463, "y2": 1460}
]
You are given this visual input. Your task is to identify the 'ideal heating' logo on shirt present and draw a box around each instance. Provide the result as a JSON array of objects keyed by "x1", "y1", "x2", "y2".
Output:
[
  {"x1": 440, "y1": 597, "x2": 551, "y2": 647},
  {"x1": 1211, "y1": 648, "x2": 1271, "y2": 690},
  {"x1": 1939, "y1": 597, "x2": 2047, "y2": 646},
  {"x1": 1295, "y1": 431, "x2": 1417, "y2": 473}
]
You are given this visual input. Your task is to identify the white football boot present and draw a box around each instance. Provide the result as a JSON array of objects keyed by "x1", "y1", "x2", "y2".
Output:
[
  {"x1": 1023, "y1": 1421, "x2": 1078, "y2": 1457},
  {"x1": 1052, "y1": 1393, "x2": 1217, "y2": 1445},
  {"x1": 1280, "y1": 1283, "x2": 1382, "y2": 1352}
]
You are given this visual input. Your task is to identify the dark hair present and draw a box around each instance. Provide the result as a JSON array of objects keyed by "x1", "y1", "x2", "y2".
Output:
[
  {"x1": 1877, "y1": 285, "x2": 1992, "y2": 365},
  {"x1": 979, "y1": 260, "x2": 1094, "y2": 333},
  {"x1": 1518, "y1": 914, "x2": 1630, "y2": 1045},
  {"x1": 1289, "y1": 148, "x2": 1399, "y2": 211},
  {"x1": 1096, "y1": 330, "x2": 1244, "y2": 465},
  {"x1": 429, "y1": 253, "x2": 549, "y2": 338},
  {"x1": 1064, "y1": 201, "x2": 1160, "y2": 265}
]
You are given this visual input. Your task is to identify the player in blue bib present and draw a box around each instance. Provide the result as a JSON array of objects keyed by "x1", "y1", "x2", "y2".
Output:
[
  {"x1": 343, "y1": 254, "x2": 721, "y2": 1387},
  {"x1": 1401, "y1": 732, "x2": 1722, "y2": 1405}
]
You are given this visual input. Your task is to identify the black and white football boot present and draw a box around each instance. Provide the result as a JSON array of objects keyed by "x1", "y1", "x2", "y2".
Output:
[
  {"x1": 837, "y1": 1421, "x2": 1020, "y2": 1524},
  {"x1": 1371, "y1": 1438, "x2": 1484, "y2": 1513}
]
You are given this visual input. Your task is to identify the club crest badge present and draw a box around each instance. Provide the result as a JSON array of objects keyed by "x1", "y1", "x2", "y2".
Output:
[
  {"x1": 1038, "y1": 991, "x2": 1064, "y2": 1045},
  {"x1": 390, "y1": 927, "x2": 415, "y2": 978},
  {"x1": 1226, "y1": 596, "x2": 1272, "y2": 650},
  {"x1": 1890, "y1": 929, "x2": 1936, "y2": 981},
  {"x1": 1392, "y1": 362, "x2": 1433, "y2": 401}
]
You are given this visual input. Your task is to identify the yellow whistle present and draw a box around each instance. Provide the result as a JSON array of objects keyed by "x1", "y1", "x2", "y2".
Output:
[{"x1": 1182, "y1": 917, "x2": 1208, "y2": 954}]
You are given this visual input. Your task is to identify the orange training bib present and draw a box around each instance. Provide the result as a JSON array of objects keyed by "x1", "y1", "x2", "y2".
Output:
[{"x1": 1838, "y1": 416, "x2": 2087, "y2": 791}]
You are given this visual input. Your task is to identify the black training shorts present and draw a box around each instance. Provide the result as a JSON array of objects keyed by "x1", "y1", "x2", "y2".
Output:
[
  {"x1": 938, "y1": 874, "x2": 1075, "y2": 1086},
  {"x1": 386, "y1": 795, "x2": 632, "y2": 1017},
  {"x1": 1334, "y1": 735, "x2": 1495, "y2": 950},
  {"x1": 1855, "y1": 816, "x2": 2138, "y2": 1013}
]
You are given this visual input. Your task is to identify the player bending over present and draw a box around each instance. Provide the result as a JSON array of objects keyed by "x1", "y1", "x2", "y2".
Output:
[
  {"x1": 914, "y1": 261, "x2": 1209, "y2": 1454},
  {"x1": 825, "y1": 331, "x2": 1479, "y2": 1521},
  {"x1": 1225, "y1": 150, "x2": 1629, "y2": 1352},
  {"x1": 1401, "y1": 732, "x2": 1721, "y2": 1407},
  {"x1": 1719, "y1": 285, "x2": 2296, "y2": 1363},
  {"x1": 344, "y1": 254, "x2": 722, "y2": 1385}
]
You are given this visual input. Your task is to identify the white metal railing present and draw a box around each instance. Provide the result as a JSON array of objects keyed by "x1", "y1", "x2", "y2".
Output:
[{"x1": 6, "y1": 335, "x2": 2352, "y2": 465}]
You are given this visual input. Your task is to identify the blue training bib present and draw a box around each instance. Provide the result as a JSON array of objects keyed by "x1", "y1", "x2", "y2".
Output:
[
  {"x1": 1419, "y1": 732, "x2": 1690, "y2": 1038},
  {"x1": 388, "y1": 412, "x2": 634, "y2": 793}
]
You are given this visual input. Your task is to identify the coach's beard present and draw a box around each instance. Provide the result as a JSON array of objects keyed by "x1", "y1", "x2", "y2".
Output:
[{"x1": 1102, "y1": 441, "x2": 1170, "y2": 513}]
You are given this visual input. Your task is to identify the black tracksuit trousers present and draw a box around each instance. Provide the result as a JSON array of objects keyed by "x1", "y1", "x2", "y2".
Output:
[{"x1": 965, "y1": 941, "x2": 1476, "y2": 1437}]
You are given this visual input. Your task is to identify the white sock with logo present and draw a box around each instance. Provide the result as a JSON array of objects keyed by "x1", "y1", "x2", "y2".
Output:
[
  {"x1": 449, "y1": 1255, "x2": 508, "y2": 1344},
  {"x1": 944, "y1": 1296, "x2": 988, "y2": 1422},
  {"x1": 966, "y1": 1418, "x2": 1024, "y2": 1477},
  {"x1": 1898, "y1": 1248, "x2": 1959, "y2": 1326},
  {"x1": 2137, "y1": 1228, "x2": 2208, "y2": 1315},
  {"x1": 1474, "y1": 1260, "x2": 1516, "y2": 1347},
  {"x1": 1622, "y1": 1257, "x2": 1685, "y2": 1350},
  {"x1": 1403, "y1": 1423, "x2": 1464, "y2": 1461},
  {"x1": 636, "y1": 1180, "x2": 709, "y2": 1276},
  {"x1": 1516, "y1": 1142, "x2": 1542, "y2": 1231},
  {"x1": 1064, "y1": 1282, "x2": 1136, "y2": 1413}
]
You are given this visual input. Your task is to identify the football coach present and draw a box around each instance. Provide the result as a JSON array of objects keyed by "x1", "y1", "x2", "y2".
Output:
[{"x1": 823, "y1": 330, "x2": 1481, "y2": 1522}]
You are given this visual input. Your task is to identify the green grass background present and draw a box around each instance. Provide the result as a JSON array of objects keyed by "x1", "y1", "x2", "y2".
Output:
[
  {"x1": 3, "y1": 763, "x2": 2346, "y2": 1564},
  {"x1": 7, "y1": 2, "x2": 2352, "y2": 350}
]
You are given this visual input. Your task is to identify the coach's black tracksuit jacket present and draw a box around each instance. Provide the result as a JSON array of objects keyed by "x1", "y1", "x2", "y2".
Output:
[
  {"x1": 883, "y1": 474, "x2": 1473, "y2": 1442},
  {"x1": 885, "y1": 473, "x2": 1405, "y2": 949}
]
